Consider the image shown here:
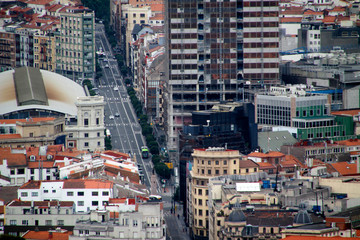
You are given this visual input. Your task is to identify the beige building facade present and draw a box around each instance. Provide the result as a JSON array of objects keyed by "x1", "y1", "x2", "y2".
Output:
[
  {"x1": 0, "y1": 117, "x2": 66, "y2": 149},
  {"x1": 122, "y1": 5, "x2": 151, "y2": 65},
  {"x1": 189, "y1": 148, "x2": 259, "y2": 239},
  {"x1": 65, "y1": 96, "x2": 105, "y2": 151}
]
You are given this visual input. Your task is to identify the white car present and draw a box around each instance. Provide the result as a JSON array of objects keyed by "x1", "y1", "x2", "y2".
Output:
[
  {"x1": 109, "y1": 115, "x2": 114, "y2": 120},
  {"x1": 113, "y1": 86, "x2": 119, "y2": 91},
  {"x1": 105, "y1": 64, "x2": 109, "y2": 68}
]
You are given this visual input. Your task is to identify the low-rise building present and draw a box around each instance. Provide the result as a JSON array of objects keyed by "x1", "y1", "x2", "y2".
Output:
[
  {"x1": 0, "y1": 117, "x2": 66, "y2": 149},
  {"x1": 70, "y1": 201, "x2": 166, "y2": 240},
  {"x1": 17, "y1": 179, "x2": 115, "y2": 212},
  {"x1": 5, "y1": 199, "x2": 89, "y2": 237},
  {"x1": 22, "y1": 228, "x2": 72, "y2": 240}
]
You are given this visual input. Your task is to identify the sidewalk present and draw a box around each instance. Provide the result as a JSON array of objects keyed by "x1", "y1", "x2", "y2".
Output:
[{"x1": 164, "y1": 202, "x2": 191, "y2": 240}]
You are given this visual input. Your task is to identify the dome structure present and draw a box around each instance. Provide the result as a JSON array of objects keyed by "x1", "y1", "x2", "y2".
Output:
[
  {"x1": 228, "y1": 209, "x2": 246, "y2": 222},
  {"x1": 293, "y1": 210, "x2": 313, "y2": 224},
  {"x1": 0, "y1": 66, "x2": 86, "y2": 117}
]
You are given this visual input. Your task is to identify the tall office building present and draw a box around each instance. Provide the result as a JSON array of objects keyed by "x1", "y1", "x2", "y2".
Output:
[
  {"x1": 166, "y1": 0, "x2": 280, "y2": 149},
  {"x1": 56, "y1": 6, "x2": 95, "y2": 83}
]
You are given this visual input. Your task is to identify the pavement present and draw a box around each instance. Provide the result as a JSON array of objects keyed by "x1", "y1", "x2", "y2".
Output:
[{"x1": 164, "y1": 202, "x2": 191, "y2": 240}]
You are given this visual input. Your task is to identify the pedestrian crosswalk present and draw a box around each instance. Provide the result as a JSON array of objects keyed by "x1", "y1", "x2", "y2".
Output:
[{"x1": 105, "y1": 122, "x2": 139, "y2": 127}]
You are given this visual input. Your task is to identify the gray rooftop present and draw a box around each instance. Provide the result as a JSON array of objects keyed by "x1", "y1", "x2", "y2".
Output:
[
  {"x1": 258, "y1": 131, "x2": 298, "y2": 152},
  {"x1": 14, "y1": 67, "x2": 48, "y2": 106}
]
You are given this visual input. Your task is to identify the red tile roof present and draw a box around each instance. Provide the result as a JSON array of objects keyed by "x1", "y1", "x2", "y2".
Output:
[
  {"x1": 22, "y1": 230, "x2": 72, "y2": 240},
  {"x1": 323, "y1": 16, "x2": 336, "y2": 23},
  {"x1": 0, "y1": 147, "x2": 27, "y2": 167},
  {"x1": 331, "y1": 109, "x2": 360, "y2": 116},
  {"x1": 27, "y1": 0, "x2": 54, "y2": 5},
  {"x1": 19, "y1": 179, "x2": 113, "y2": 190},
  {"x1": 0, "y1": 134, "x2": 21, "y2": 139},
  {"x1": 151, "y1": 3, "x2": 164, "y2": 12},
  {"x1": 284, "y1": 155, "x2": 306, "y2": 168},
  {"x1": 248, "y1": 151, "x2": 285, "y2": 158},
  {"x1": 330, "y1": 162, "x2": 358, "y2": 176},
  {"x1": 304, "y1": 10, "x2": 324, "y2": 15},
  {"x1": 8, "y1": 199, "x2": 73, "y2": 207},
  {"x1": 27, "y1": 161, "x2": 55, "y2": 169},
  {"x1": 239, "y1": 159, "x2": 259, "y2": 168},
  {"x1": 150, "y1": 13, "x2": 164, "y2": 20},
  {"x1": 248, "y1": 152, "x2": 267, "y2": 158},
  {"x1": 280, "y1": 17, "x2": 302, "y2": 23},
  {"x1": 257, "y1": 162, "x2": 276, "y2": 169},
  {"x1": 337, "y1": 139, "x2": 360, "y2": 146},
  {"x1": 102, "y1": 150, "x2": 130, "y2": 159}
]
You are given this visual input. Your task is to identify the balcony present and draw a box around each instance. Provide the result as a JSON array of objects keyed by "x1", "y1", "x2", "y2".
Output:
[{"x1": 84, "y1": 41, "x2": 93, "y2": 45}]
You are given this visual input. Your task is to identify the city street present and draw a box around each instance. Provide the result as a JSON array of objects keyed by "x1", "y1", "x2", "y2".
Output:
[
  {"x1": 95, "y1": 24, "x2": 157, "y2": 190},
  {"x1": 95, "y1": 24, "x2": 190, "y2": 239}
]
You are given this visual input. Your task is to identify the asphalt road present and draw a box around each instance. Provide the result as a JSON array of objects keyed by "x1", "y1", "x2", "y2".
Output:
[
  {"x1": 95, "y1": 24, "x2": 191, "y2": 240},
  {"x1": 95, "y1": 24, "x2": 160, "y2": 191}
]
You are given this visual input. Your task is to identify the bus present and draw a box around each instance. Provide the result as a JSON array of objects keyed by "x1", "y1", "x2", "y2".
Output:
[{"x1": 141, "y1": 146, "x2": 149, "y2": 159}]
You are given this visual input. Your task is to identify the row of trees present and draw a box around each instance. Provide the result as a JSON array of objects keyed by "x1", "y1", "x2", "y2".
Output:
[
  {"x1": 82, "y1": 0, "x2": 169, "y2": 179},
  {"x1": 127, "y1": 87, "x2": 171, "y2": 179}
]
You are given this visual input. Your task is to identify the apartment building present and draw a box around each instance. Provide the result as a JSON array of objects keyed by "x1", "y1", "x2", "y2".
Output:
[
  {"x1": 33, "y1": 32, "x2": 56, "y2": 71},
  {"x1": 0, "y1": 31, "x2": 17, "y2": 71},
  {"x1": 56, "y1": 6, "x2": 95, "y2": 82},
  {"x1": 16, "y1": 28, "x2": 35, "y2": 68},
  {"x1": 189, "y1": 148, "x2": 259, "y2": 239},
  {"x1": 71, "y1": 201, "x2": 166, "y2": 240},
  {"x1": 122, "y1": 5, "x2": 151, "y2": 65},
  {"x1": 5, "y1": 199, "x2": 89, "y2": 237},
  {"x1": 166, "y1": 0, "x2": 280, "y2": 149},
  {"x1": 17, "y1": 179, "x2": 115, "y2": 212},
  {"x1": 65, "y1": 96, "x2": 105, "y2": 152}
]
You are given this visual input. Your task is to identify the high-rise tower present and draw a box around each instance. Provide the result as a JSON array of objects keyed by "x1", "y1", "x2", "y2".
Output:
[{"x1": 166, "y1": 0, "x2": 280, "y2": 150}]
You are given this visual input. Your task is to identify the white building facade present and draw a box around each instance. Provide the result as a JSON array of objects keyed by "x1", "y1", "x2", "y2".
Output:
[{"x1": 17, "y1": 179, "x2": 114, "y2": 212}]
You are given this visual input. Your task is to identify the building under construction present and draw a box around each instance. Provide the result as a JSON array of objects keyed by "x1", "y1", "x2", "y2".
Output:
[{"x1": 165, "y1": 0, "x2": 280, "y2": 150}]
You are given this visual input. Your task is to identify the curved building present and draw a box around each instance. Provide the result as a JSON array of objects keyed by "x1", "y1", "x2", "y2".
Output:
[{"x1": 0, "y1": 66, "x2": 86, "y2": 118}]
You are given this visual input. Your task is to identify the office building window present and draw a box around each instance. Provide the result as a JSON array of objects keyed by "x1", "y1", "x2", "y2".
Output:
[{"x1": 45, "y1": 220, "x2": 52, "y2": 226}]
